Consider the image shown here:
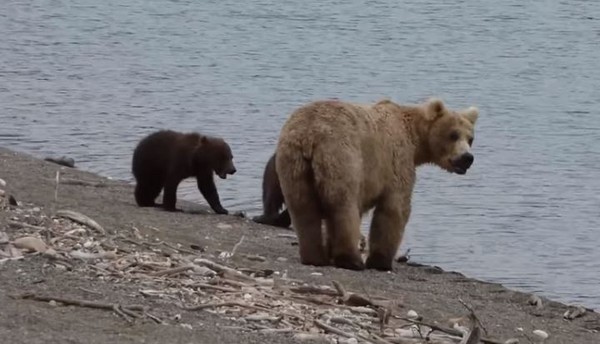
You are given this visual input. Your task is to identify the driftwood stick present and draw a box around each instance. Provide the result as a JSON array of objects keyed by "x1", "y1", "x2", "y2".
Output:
[
  {"x1": 191, "y1": 283, "x2": 238, "y2": 293},
  {"x1": 193, "y1": 258, "x2": 256, "y2": 283},
  {"x1": 56, "y1": 210, "x2": 106, "y2": 235},
  {"x1": 314, "y1": 319, "x2": 355, "y2": 338},
  {"x1": 289, "y1": 285, "x2": 339, "y2": 296},
  {"x1": 458, "y1": 298, "x2": 488, "y2": 335},
  {"x1": 229, "y1": 235, "x2": 245, "y2": 258},
  {"x1": 397, "y1": 317, "x2": 503, "y2": 344},
  {"x1": 149, "y1": 265, "x2": 194, "y2": 277},
  {"x1": 12, "y1": 293, "x2": 148, "y2": 322},
  {"x1": 182, "y1": 301, "x2": 268, "y2": 312},
  {"x1": 8, "y1": 221, "x2": 50, "y2": 232}
]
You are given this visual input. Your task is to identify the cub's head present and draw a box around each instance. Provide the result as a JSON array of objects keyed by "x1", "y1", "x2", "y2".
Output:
[
  {"x1": 424, "y1": 98, "x2": 479, "y2": 175},
  {"x1": 194, "y1": 136, "x2": 236, "y2": 179}
]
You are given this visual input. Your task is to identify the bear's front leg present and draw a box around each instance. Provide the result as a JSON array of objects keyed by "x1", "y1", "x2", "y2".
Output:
[
  {"x1": 162, "y1": 177, "x2": 182, "y2": 212},
  {"x1": 366, "y1": 194, "x2": 411, "y2": 271},
  {"x1": 197, "y1": 175, "x2": 228, "y2": 215}
]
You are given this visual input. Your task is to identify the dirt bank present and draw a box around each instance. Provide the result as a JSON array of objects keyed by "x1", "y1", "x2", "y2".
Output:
[{"x1": 0, "y1": 147, "x2": 598, "y2": 344}]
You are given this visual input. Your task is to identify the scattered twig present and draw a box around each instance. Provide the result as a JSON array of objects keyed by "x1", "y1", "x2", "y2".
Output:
[
  {"x1": 314, "y1": 319, "x2": 355, "y2": 338},
  {"x1": 12, "y1": 293, "x2": 150, "y2": 323},
  {"x1": 149, "y1": 265, "x2": 194, "y2": 277},
  {"x1": 56, "y1": 210, "x2": 105, "y2": 235},
  {"x1": 458, "y1": 298, "x2": 488, "y2": 335},
  {"x1": 193, "y1": 258, "x2": 257, "y2": 283},
  {"x1": 182, "y1": 301, "x2": 268, "y2": 312},
  {"x1": 397, "y1": 317, "x2": 504, "y2": 344}
]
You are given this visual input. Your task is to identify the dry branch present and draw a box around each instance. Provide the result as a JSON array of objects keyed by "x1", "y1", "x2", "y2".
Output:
[{"x1": 56, "y1": 210, "x2": 105, "y2": 235}]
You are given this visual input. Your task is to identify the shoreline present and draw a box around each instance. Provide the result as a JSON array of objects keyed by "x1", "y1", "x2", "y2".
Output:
[{"x1": 1, "y1": 146, "x2": 599, "y2": 343}]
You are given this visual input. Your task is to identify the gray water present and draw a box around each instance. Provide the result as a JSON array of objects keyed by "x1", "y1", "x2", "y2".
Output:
[{"x1": 1, "y1": 0, "x2": 599, "y2": 309}]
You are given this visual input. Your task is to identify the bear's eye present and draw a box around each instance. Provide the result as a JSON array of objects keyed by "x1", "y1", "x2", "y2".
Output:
[
  {"x1": 468, "y1": 137, "x2": 474, "y2": 146},
  {"x1": 449, "y1": 131, "x2": 459, "y2": 142}
]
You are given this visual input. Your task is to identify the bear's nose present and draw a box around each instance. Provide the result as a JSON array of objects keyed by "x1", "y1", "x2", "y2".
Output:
[
  {"x1": 230, "y1": 168, "x2": 237, "y2": 175},
  {"x1": 460, "y1": 152, "x2": 474, "y2": 168}
]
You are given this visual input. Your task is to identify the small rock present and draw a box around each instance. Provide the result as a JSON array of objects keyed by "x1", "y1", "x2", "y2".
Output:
[
  {"x1": 532, "y1": 329, "x2": 549, "y2": 340},
  {"x1": 44, "y1": 156, "x2": 75, "y2": 168},
  {"x1": 31, "y1": 207, "x2": 41, "y2": 212},
  {"x1": 276, "y1": 257, "x2": 288, "y2": 262},
  {"x1": 310, "y1": 272, "x2": 323, "y2": 276},
  {"x1": 8, "y1": 195, "x2": 18, "y2": 206},
  {"x1": 192, "y1": 266, "x2": 216, "y2": 277},
  {"x1": 0, "y1": 178, "x2": 5, "y2": 187},
  {"x1": 216, "y1": 223, "x2": 233, "y2": 230},
  {"x1": 293, "y1": 333, "x2": 330, "y2": 343},
  {"x1": 13, "y1": 236, "x2": 48, "y2": 253},
  {"x1": 0, "y1": 232, "x2": 9, "y2": 245},
  {"x1": 339, "y1": 338, "x2": 358, "y2": 344},
  {"x1": 173, "y1": 314, "x2": 181, "y2": 321},
  {"x1": 48, "y1": 300, "x2": 58, "y2": 307},
  {"x1": 44, "y1": 248, "x2": 58, "y2": 258},
  {"x1": 563, "y1": 305, "x2": 587, "y2": 320},
  {"x1": 504, "y1": 339, "x2": 520, "y2": 344},
  {"x1": 179, "y1": 323, "x2": 193, "y2": 330},
  {"x1": 407, "y1": 309, "x2": 419, "y2": 320}
]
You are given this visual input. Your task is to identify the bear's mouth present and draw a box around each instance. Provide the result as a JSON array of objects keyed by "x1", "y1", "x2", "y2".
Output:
[
  {"x1": 218, "y1": 173, "x2": 227, "y2": 179},
  {"x1": 452, "y1": 166, "x2": 467, "y2": 175}
]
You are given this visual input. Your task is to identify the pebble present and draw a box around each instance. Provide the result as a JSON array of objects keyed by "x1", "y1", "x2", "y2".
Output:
[
  {"x1": 276, "y1": 257, "x2": 288, "y2": 262},
  {"x1": 179, "y1": 323, "x2": 193, "y2": 330},
  {"x1": 216, "y1": 223, "x2": 233, "y2": 230},
  {"x1": 48, "y1": 300, "x2": 58, "y2": 307},
  {"x1": 407, "y1": 309, "x2": 419, "y2": 319},
  {"x1": 310, "y1": 272, "x2": 323, "y2": 276},
  {"x1": 0, "y1": 178, "x2": 5, "y2": 187}
]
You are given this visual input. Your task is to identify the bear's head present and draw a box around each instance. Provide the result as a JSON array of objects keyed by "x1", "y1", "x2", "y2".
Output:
[
  {"x1": 194, "y1": 136, "x2": 237, "y2": 179},
  {"x1": 424, "y1": 98, "x2": 479, "y2": 175}
]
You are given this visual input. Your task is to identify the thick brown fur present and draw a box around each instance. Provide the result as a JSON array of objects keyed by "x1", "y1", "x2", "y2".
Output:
[
  {"x1": 132, "y1": 130, "x2": 236, "y2": 214},
  {"x1": 252, "y1": 153, "x2": 291, "y2": 228},
  {"x1": 275, "y1": 98, "x2": 479, "y2": 271}
]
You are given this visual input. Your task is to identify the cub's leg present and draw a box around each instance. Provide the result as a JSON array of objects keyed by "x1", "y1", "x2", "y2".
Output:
[
  {"x1": 162, "y1": 175, "x2": 182, "y2": 212},
  {"x1": 134, "y1": 178, "x2": 163, "y2": 207},
  {"x1": 197, "y1": 174, "x2": 228, "y2": 215}
]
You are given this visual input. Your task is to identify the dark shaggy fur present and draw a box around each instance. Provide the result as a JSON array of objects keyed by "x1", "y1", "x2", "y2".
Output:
[
  {"x1": 132, "y1": 130, "x2": 236, "y2": 214},
  {"x1": 252, "y1": 153, "x2": 291, "y2": 228}
]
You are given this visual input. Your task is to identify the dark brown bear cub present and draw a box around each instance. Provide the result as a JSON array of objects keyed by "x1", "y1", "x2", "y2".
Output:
[
  {"x1": 132, "y1": 130, "x2": 236, "y2": 214},
  {"x1": 252, "y1": 153, "x2": 291, "y2": 228}
]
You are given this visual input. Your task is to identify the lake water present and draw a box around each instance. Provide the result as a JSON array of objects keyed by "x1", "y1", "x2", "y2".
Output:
[{"x1": 1, "y1": 0, "x2": 599, "y2": 309}]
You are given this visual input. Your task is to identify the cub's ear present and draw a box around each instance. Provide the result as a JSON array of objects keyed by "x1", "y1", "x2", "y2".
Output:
[
  {"x1": 462, "y1": 106, "x2": 479, "y2": 125},
  {"x1": 424, "y1": 97, "x2": 446, "y2": 121}
]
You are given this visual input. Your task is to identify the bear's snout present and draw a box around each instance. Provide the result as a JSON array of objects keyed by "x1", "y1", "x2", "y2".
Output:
[{"x1": 451, "y1": 152, "x2": 474, "y2": 174}]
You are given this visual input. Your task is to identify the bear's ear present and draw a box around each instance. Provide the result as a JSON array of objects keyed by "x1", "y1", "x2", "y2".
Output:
[
  {"x1": 462, "y1": 106, "x2": 479, "y2": 125},
  {"x1": 200, "y1": 136, "x2": 209, "y2": 144},
  {"x1": 424, "y1": 98, "x2": 446, "y2": 121}
]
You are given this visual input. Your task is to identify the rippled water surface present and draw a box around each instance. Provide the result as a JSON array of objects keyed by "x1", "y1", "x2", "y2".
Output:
[{"x1": 1, "y1": 0, "x2": 599, "y2": 309}]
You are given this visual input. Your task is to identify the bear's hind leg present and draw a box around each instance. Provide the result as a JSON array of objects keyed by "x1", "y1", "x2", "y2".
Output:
[
  {"x1": 366, "y1": 195, "x2": 410, "y2": 271},
  {"x1": 325, "y1": 204, "x2": 365, "y2": 271},
  {"x1": 134, "y1": 179, "x2": 163, "y2": 207}
]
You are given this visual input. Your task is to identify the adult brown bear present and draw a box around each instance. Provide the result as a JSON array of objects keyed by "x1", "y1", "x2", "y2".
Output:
[
  {"x1": 276, "y1": 98, "x2": 479, "y2": 271},
  {"x1": 132, "y1": 130, "x2": 236, "y2": 214}
]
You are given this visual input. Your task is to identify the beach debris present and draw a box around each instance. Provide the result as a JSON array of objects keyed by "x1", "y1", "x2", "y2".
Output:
[
  {"x1": 44, "y1": 156, "x2": 75, "y2": 168},
  {"x1": 395, "y1": 248, "x2": 411, "y2": 263},
  {"x1": 563, "y1": 305, "x2": 587, "y2": 320},
  {"x1": 2, "y1": 199, "x2": 516, "y2": 344},
  {"x1": 8, "y1": 195, "x2": 18, "y2": 206},
  {"x1": 0, "y1": 178, "x2": 6, "y2": 187}
]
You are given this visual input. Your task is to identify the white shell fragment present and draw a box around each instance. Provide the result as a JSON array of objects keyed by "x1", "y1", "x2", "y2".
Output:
[
  {"x1": 407, "y1": 310, "x2": 419, "y2": 319},
  {"x1": 532, "y1": 329, "x2": 549, "y2": 340}
]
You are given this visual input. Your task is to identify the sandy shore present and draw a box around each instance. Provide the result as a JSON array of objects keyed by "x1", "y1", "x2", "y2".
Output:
[{"x1": 0, "y1": 147, "x2": 598, "y2": 344}]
